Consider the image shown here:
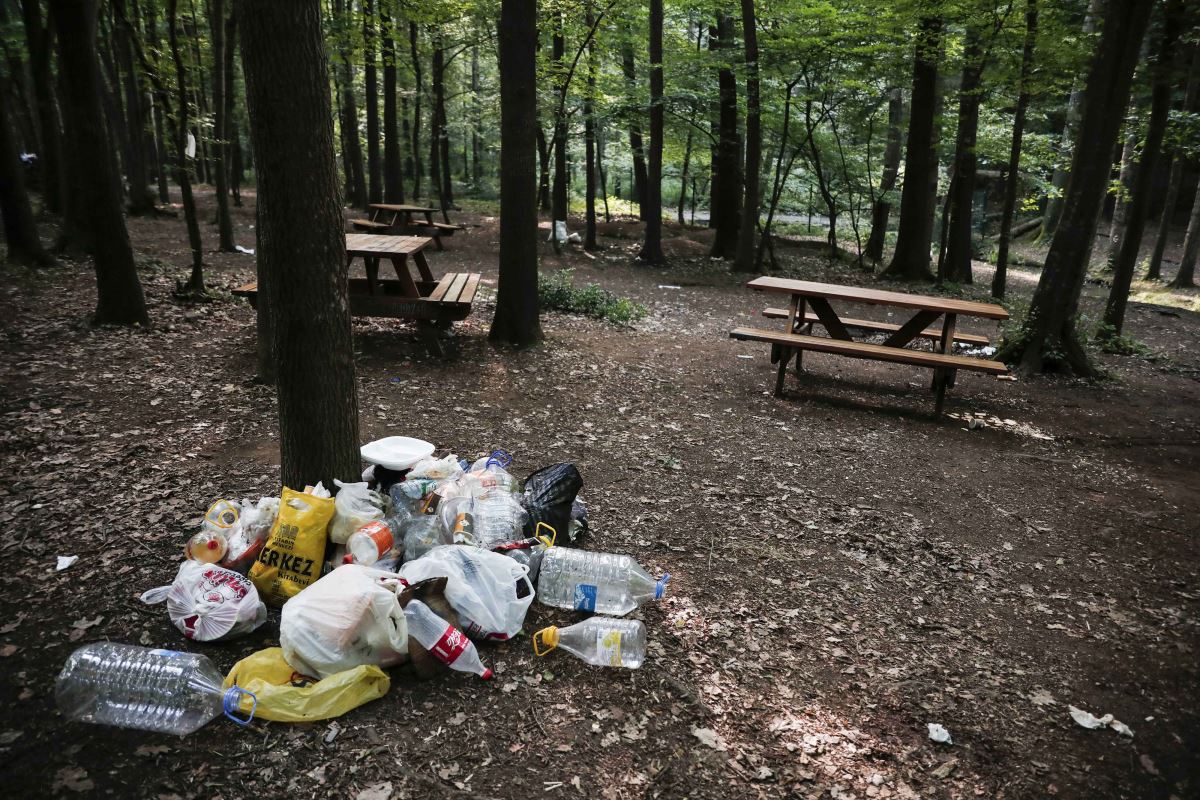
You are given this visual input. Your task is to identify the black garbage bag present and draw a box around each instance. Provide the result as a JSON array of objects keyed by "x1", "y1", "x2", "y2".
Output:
[{"x1": 521, "y1": 463, "x2": 583, "y2": 541}]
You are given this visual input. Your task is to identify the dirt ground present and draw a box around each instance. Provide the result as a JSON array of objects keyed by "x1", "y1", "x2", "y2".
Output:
[{"x1": 1, "y1": 189, "x2": 1198, "y2": 800}]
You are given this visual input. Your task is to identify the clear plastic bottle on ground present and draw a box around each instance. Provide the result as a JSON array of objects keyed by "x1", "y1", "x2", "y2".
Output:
[
  {"x1": 403, "y1": 514, "x2": 450, "y2": 562},
  {"x1": 185, "y1": 530, "x2": 228, "y2": 564},
  {"x1": 388, "y1": 479, "x2": 440, "y2": 512},
  {"x1": 537, "y1": 547, "x2": 669, "y2": 615},
  {"x1": 56, "y1": 643, "x2": 256, "y2": 735},
  {"x1": 404, "y1": 599, "x2": 493, "y2": 679},
  {"x1": 533, "y1": 617, "x2": 647, "y2": 668}
]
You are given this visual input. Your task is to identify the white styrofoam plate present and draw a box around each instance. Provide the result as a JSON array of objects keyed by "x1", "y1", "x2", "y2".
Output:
[{"x1": 359, "y1": 436, "x2": 435, "y2": 471}]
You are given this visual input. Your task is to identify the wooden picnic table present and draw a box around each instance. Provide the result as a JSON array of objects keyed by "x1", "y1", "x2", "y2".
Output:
[
  {"x1": 352, "y1": 203, "x2": 465, "y2": 250},
  {"x1": 346, "y1": 233, "x2": 435, "y2": 297},
  {"x1": 731, "y1": 277, "x2": 1009, "y2": 415},
  {"x1": 368, "y1": 203, "x2": 438, "y2": 227}
]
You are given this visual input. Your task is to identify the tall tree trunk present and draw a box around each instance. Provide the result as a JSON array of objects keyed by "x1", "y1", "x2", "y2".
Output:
[
  {"x1": 491, "y1": 0, "x2": 541, "y2": 347},
  {"x1": 536, "y1": 126, "x2": 551, "y2": 211},
  {"x1": 49, "y1": 0, "x2": 148, "y2": 325},
  {"x1": 551, "y1": 17, "x2": 567, "y2": 232},
  {"x1": 209, "y1": 0, "x2": 234, "y2": 250},
  {"x1": 429, "y1": 32, "x2": 444, "y2": 214},
  {"x1": 993, "y1": 0, "x2": 1037, "y2": 299},
  {"x1": 112, "y1": 0, "x2": 154, "y2": 214},
  {"x1": 621, "y1": 41, "x2": 648, "y2": 219},
  {"x1": 1001, "y1": 0, "x2": 1153, "y2": 374},
  {"x1": 583, "y1": 1, "x2": 598, "y2": 250},
  {"x1": 54, "y1": 62, "x2": 92, "y2": 254},
  {"x1": 19, "y1": 0, "x2": 64, "y2": 214},
  {"x1": 1106, "y1": 120, "x2": 1138, "y2": 258},
  {"x1": 866, "y1": 88, "x2": 903, "y2": 263},
  {"x1": 1169, "y1": 186, "x2": 1200, "y2": 288},
  {"x1": 363, "y1": 0, "x2": 381, "y2": 204},
  {"x1": 239, "y1": 0, "x2": 360, "y2": 489},
  {"x1": 96, "y1": 20, "x2": 131, "y2": 207},
  {"x1": 1147, "y1": 45, "x2": 1200, "y2": 280},
  {"x1": 408, "y1": 22, "x2": 423, "y2": 199},
  {"x1": 381, "y1": 4, "x2": 405, "y2": 203},
  {"x1": 732, "y1": 0, "x2": 761, "y2": 273},
  {"x1": 0, "y1": 71, "x2": 53, "y2": 266},
  {"x1": 224, "y1": 12, "x2": 243, "y2": 208},
  {"x1": 1102, "y1": 0, "x2": 1182, "y2": 337},
  {"x1": 677, "y1": 127, "x2": 692, "y2": 226},
  {"x1": 638, "y1": 0, "x2": 665, "y2": 264},
  {"x1": 167, "y1": 0, "x2": 205, "y2": 292},
  {"x1": 333, "y1": 0, "x2": 366, "y2": 209},
  {"x1": 471, "y1": 45, "x2": 482, "y2": 188},
  {"x1": 434, "y1": 31, "x2": 451, "y2": 210},
  {"x1": 883, "y1": 15, "x2": 942, "y2": 280},
  {"x1": 942, "y1": 28, "x2": 984, "y2": 285},
  {"x1": 708, "y1": 14, "x2": 740, "y2": 258},
  {"x1": 143, "y1": 0, "x2": 171, "y2": 206}
]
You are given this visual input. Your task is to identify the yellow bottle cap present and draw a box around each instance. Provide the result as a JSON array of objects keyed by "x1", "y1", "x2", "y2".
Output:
[{"x1": 532, "y1": 626, "x2": 559, "y2": 656}]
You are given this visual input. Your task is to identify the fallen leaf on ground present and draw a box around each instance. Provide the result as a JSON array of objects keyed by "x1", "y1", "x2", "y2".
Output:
[{"x1": 691, "y1": 727, "x2": 727, "y2": 751}]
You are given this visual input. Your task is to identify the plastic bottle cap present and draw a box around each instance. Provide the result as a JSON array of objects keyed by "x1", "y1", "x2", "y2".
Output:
[
  {"x1": 480, "y1": 667, "x2": 493, "y2": 680},
  {"x1": 207, "y1": 540, "x2": 219, "y2": 550},
  {"x1": 532, "y1": 626, "x2": 559, "y2": 656},
  {"x1": 655, "y1": 573, "x2": 671, "y2": 600}
]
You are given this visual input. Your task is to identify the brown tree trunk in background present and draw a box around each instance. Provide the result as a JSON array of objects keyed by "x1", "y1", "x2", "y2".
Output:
[
  {"x1": 490, "y1": 0, "x2": 541, "y2": 347},
  {"x1": 1102, "y1": 0, "x2": 1182, "y2": 337},
  {"x1": 54, "y1": 62, "x2": 92, "y2": 254},
  {"x1": 20, "y1": 0, "x2": 63, "y2": 214},
  {"x1": 993, "y1": 0, "x2": 1038, "y2": 299},
  {"x1": 1001, "y1": 0, "x2": 1153, "y2": 374},
  {"x1": 0, "y1": 73, "x2": 54, "y2": 266},
  {"x1": 363, "y1": 0, "x2": 381, "y2": 204},
  {"x1": 471, "y1": 45, "x2": 482, "y2": 188},
  {"x1": 1105, "y1": 121, "x2": 1138, "y2": 260},
  {"x1": 1148, "y1": 45, "x2": 1200, "y2": 281},
  {"x1": 884, "y1": 15, "x2": 942, "y2": 281},
  {"x1": 1170, "y1": 188, "x2": 1200, "y2": 288},
  {"x1": 866, "y1": 88, "x2": 903, "y2": 263},
  {"x1": 638, "y1": 0, "x2": 665, "y2": 264},
  {"x1": 434, "y1": 32, "x2": 451, "y2": 211},
  {"x1": 536, "y1": 126, "x2": 551, "y2": 211},
  {"x1": 49, "y1": 0, "x2": 148, "y2": 325},
  {"x1": 408, "y1": 22, "x2": 423, "y2": 200},
  {"x1": 732, "y1": 0, "x2": 761, "y2": 273},
  {"x1": 551, "y1": 18, "x2": 567, "y2": 233},
  {"x1": 584, "y1": 1, "x2": 598, "y2": 250},
  {"x1": 332, "y1": 0, "x2": 365, "y2": 209},
  {"x1": 96, "y1": 19, "x2": 130, "y2": 206},
  {"x1": 429, "y1": 32, "x2": 445, "y2": 215},
  {"x1": 209, "y1": 0, "x2": 234, "y2": 250},
  {"x1": 942, "y1": 27, "x2": 984, "y2": 285},
  {"x1": 225, "y1": 12, "x2": 243, "y2": 207},
  {"x1": 112, "y1": 0, "x2": 154, "y2": 215},
  {"x1": 708, "y1": 14, "x2": 740, "y2": 258},
  {"x1": 145, "y1": 0, "x2": 171, "y2": 205},
  {"x1": 381, "y1": 5, "x2": 405, "y2": 203},
  {"x1": 239, "y1": 0, "x2": 360, "y2": 490},
  {"x1": 167, "y1": 0, "x2": 205, "y2": 292},
  {"x1": 621, "y1": 40, "x2": 648, "y2": 219}
]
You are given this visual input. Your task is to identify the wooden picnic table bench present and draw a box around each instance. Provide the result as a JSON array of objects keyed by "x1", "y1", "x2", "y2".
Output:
[
  {"x1": 232, "y1": 233, "x2": 480, "y2": 356},
  {"x1": 731, "y1": 277, "x2": 1008, "y2": 416},
  {"x1": 350, "y1": 203, "x2": 465, "y2": 250}
]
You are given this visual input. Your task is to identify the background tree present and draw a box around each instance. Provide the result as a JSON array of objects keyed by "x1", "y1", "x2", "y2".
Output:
[
  {"x1": 637, "y1": 0, "x2": 665, "y2": 264},
  {"x1": 732, "y1": 0, "x2": 761, "y2": 274},
  {"x1": 209, "y1": 0, "x2": 235, "y2": 251},
  {"x1": 0, "y1": 71, "x2": 54, "y2": 267}
]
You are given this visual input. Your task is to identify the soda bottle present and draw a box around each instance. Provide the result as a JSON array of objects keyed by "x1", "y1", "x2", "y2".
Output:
[
  {"x1": 532, "y1": 617, "x2": 646, "y2": 668},
  {"x1": 344, "y1": 511, "x2": 410, "y2": 566},
  {"x1": 185, "y1": 530, "x2": 228, "y2": 564},
  {"x1": 56, "y1": 643, "x2": 256, "y2": 735},
  {"x1": 388, "y1": 479, "x2": 440, "y2": 512},
  {"x1": 536, "y1": 547, "x2": 669, "y2": 615},
  {"x1": 404, "y1": 599, "x2": 493, "y2": 679}
]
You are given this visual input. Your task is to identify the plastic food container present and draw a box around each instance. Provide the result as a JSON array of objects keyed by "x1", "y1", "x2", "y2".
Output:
[{"x1": 360, "y1": 436, "x2": 435, "y2": 471}]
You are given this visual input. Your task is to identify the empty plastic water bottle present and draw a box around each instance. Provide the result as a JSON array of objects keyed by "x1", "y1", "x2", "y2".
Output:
[
  {"x1": 56, "y1": 643, "x2": 256, "y2": 735},
  {"x1": 537, "y1": 547, "x2": 669, "y2": 615},
  {"x1": 533, "y1": 617, "x2": 647, "y2": 668},
  {"x1": 404, "y1": 599, "x2": 492, "y2": 679}
]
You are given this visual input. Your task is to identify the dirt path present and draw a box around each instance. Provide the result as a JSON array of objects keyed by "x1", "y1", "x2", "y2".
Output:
[{"x1": 1, "y1": 191, "x2": 1197, "y2": 799}]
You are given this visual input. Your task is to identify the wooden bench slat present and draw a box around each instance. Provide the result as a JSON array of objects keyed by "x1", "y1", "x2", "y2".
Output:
[
  {"x1": 426, "y1": 272, "x2": 459, "y2": 303},
  {"x1": 761, "y1": 307, "x2": 990, "y2": 346},
  {"x1": 351, "y1": 219, "x2": 391, "y2": 229},
  {"x1": 440, "y1": 272, "x2": 470, "y2": 304},
  {"x1": 730, "y1": 327, "x2": 1008, "y2": 374},
  {"x1": 458, "y1": 273, "x2": 482, "y2": 305},
  {"x1": 232, "y1": 281, "x2": 258, "y2": 297}
]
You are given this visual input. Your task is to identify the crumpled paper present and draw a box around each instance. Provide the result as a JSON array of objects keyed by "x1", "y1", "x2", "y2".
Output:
[{"x1": 1069, "y1": 705, "x2": 1134, "y2": 738}]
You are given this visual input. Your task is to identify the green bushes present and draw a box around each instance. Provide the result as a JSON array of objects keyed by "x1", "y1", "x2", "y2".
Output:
[{"x1": 538, "y1": 269, "x2": 647, "y2": 325}]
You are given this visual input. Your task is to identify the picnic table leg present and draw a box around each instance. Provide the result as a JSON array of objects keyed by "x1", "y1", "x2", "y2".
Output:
[
  {"x1": 363, "y1": 255, "x2": 380, "y2": 295},
  {"x1": 413, "y1": 249, "x2": 434, "y2": 283},
  {"x1": 774, "y1": 348, "x2": 793, "y2": 397},
  {"x1": 932, "y1": 313, "x2": 957, "y2": 415},
  {"x1": 793, "y1": 297, "x2": 807, "y2": 376},
  {"x1": 389, "y1": 256, "x2": 421, "y2": 298}
]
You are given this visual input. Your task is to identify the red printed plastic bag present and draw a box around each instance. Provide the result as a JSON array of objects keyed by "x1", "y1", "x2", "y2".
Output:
[{"x1": 140, "y1": 560, "x2": 268, "y2": 642}]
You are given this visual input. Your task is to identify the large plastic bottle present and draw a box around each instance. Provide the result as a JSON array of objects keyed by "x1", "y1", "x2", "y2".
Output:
[
  {"x1": 533, "y1": 617, "x2": 647, "y2": 668},
  {"x1": 404, "y1": 599, "x2": 493, "y2": 679},
  {"x1": 56, "y1": 643, "x2": 256, "y2": 735},
  {"x1": 536, "y1": 547, "x2": 669, "y2": 615},
  {"x1": 344, "y1": 510, "x2": 411, "y2": 566}
]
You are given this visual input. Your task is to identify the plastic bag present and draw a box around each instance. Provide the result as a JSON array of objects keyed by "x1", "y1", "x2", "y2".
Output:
[
  {"x1": 330, "y1": 480, "x2": 386, "y2": 544},
  {"x1": 250, "y1": 487, "x2": 335, "y2": 606},
  {"x1": 521, "y1": 463, "x2": 583, "y2": 539},
  {"x1": 280, "y1": 564, "x2": 409, "y2": 679},
  {"x1": 408, "y1": 454, "x2": 463, "y2": 481},
  {"x1": 221, "y1": 497, "x2": 279, "y2": 574},
  {"x1": 403, "y1": 514, "x2": 451, "y2": 563},
  {"x1": 399, "y1": 545, "x2": 533, "y2": 641},
  {"x1": 140, "y1": 560, "x2": 267, "y2": 642},
  {"x1": 222, "y1": 647, "x2": 390, "y2": 722}
]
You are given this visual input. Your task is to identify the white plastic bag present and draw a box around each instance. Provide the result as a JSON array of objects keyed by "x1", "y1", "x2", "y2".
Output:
[
  {"x1": 408, "y1": 454, "x2": 463, "y2": 481},
  {"x1": 279, "y1": 564, "x2": 409, "y2": 679},
  {"x1": 399, "y1": 546, "x2": 534, "y2": 641},
  {"x1": 220, "y1": 496, "x2": 280, "y2": 573},
  {"x1": 330, "y1": 480, "x2": 386, "y2": 544},
  {"x1": 140, "y1": 560, "x2": 267, "y2": 642}
]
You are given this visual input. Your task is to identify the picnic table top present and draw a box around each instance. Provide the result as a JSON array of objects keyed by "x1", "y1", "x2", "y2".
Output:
[
  {"x1": 747, "y1": 276, "x2": 1010, "y2": 320},
  {"x1": 345, "y1": 233, "x2": 433, "y2": 256},
  {"x1": 369, "y1": 203, "x2": 439, "y2": 214}
]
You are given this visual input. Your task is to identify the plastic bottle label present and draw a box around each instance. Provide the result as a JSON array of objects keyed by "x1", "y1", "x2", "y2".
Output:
[
  {"x1": 573, "y1": 584, "x2": 598, "y2": 612},
  {"x1": 596, "y1": 629, "x2": 622, "y2": 666},
  {"x1": 429, "y1": 626, "x2": 469, "y2": 666},
  {"x1": 452, "y1": 512, "x2": 476, "y2": 544},
  {"x1": 149, "y1": 649, "x2": 186, "y2": 658},
  {"x1": 357, "y1": 522, "x2": 394, "y2": 557}
]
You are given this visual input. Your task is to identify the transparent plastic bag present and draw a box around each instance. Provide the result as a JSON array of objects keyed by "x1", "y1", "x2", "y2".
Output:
[
  {"x1": 408, "y1": 454, "x2": 464, "y2": 481},
  {"x1": 330, "y1": 480, "x2": 387, "y2": 544},
  {"x1": 399, "y1": 545, "x2": 533, "y2": 641}
]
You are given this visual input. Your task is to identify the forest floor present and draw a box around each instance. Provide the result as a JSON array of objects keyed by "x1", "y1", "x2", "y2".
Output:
[{"x1": 1, "y1": 189, "x2": 1198, "y2": 800}]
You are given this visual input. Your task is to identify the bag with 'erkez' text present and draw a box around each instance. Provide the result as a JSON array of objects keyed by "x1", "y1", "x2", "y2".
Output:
[{"x1": 250, "y1": 486, "x2": 334, "y2": 607}]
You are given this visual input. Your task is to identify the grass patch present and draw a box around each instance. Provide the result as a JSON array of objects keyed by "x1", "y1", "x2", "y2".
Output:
[{"x1": 538, "y1": 268, "x2": 647, "y2": 325}]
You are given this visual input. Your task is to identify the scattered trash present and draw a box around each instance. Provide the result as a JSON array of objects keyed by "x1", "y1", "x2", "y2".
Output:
[
  {"x1": 399, "y1": 545, "x2": 534, "y2": 641},
  {"x1": 56, "y1": 643, "x2": 255, "y2": 735},
  {"x1": 184, "y1": 529, "x2": 228, "y2": 563},
  {"x1": 927, "y1": 723, "x2": 953, "y2": 744},
  {"x1": 56, "y1": 555, "x2": 78, "y2": 572},
  {"x1": 533, "y1": 617, "x2": 646, "y2": 668},
  {"x1": 538, "y1": 547, "x2": 668, "y2": 614},
  {"x1": 360, "y1": 436, "x2": 435, "y2": 472},
  {"x1": 329, "y1": 480, "x2": 387, "y2": 544},
  {"x1": 234, "y1": 245, "x2": 255, "y2": 255},
  {"x1": 404, "y1": 598, "x2": 492, "y2": 679},
  {"x1": 1068, "y1": 705, "x2": 1134, "y2": 737},
  {"x1": 140, "y1": 560, "x2": 267, "y2": 642},
  {"x1": 250, "y1": 486, "x2": 335, "y2": 606},
  {"x1": 692, "y1": 727, "x2": 727, "y2": 751},
  {"x1": 658, "y1": 284, "x2": 682, "y2": 290},
  {"x1": 223, "y1": 648, "x2": 389, "y2": 722}
]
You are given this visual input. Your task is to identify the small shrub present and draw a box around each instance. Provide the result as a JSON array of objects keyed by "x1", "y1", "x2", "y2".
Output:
[{"x1": 538, "y1": 269, "x2": 647, "y2": 325}]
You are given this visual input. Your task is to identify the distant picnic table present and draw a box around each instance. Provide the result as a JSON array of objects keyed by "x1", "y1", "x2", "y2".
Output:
[
  {"x1": 351, "y1": 203, "x2": 465, "y2": 250},
  {"x1": 731, "y1": 277, "x2": 1009, "y2": 415}
]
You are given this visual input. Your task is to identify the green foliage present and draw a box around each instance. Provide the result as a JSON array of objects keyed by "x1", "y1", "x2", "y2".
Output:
[
  {"x1": 538, "y1": 269, "x2": 647, "y2": 325},
  {"x1": 1091, "y1": 323, "x2": 1152, "y2": 357}
]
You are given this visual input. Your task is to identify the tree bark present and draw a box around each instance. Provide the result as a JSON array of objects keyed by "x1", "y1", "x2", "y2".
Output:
[
  {"x1": 1001, "y1": 0, "x2": 1154, "y2": 374},
  {"x1": 708, "y1": 14, "x2": 741, "y2": 258},
  {"x1": 0, "y1": 70, "x2": 53, "y2": 266},
  {"x1": 238, "y1": 0, "x2": 360, "y2": 490},
  {"x1": 49, "y1": 0, "x2": 148, "y2": 325},
  {"x1": 551, "y1": 17, "x2": 567, "y2": 234},
  {"x1": 942, "y1": 27, "x2": 984, "y2": 285},
  {"x1": 536, "y1": 126, "x2": 551, "y2": 211},
  {"x1": 363, "y1": 0, "x2": 381, "y2": 204},
  {"x1": 434, "y1": 31, "x2": 452, "y2": 211},
  {"x1": 1170, "y1": 186, "x2": 1200, "y2": 288},
  {"x1": 883, "y1": 15, "x2": 942, "y2": 281},
  {"x1": 866, "y1": 88, "x2": 903, "y2": 263},
  {"x1": 110, "y1": 0, "x2": 154, "y2": 215},
  {"x1": 583, "y1": 2, "x2": 598, "y2": 250},
  {"x1": 20, "y1": 0, "x2": 63, "y2": 214},
  {"x1": 638, "y1": 0, "x2": 665, "y2": 264},
  {"x1": 1105, "y1": 120, "x2": 1138, "y2": 258},
  {"x1": 621, "y1": 40, "x2": 648, "y2": 219},
  {"x1": 209, "y1": 0, "x2": 234, "y2": 250},
  {"x1": 142, "y1": 0, "x2": 171, "y2": 205},
  {"x1": 1147, "y1": 44, "x2": 1200, "y2": 280},
  {"x1": 993, "y1": 0, "x2": 1037, "y2": 299},
  {"x1": 1102, "y1": 0, "x2": 1182, "y2": 337},
  {"x1": 471, "y1": 45, "x2": 482, "y2": 188},
  {"x1": 490, "y1": 0, "x2": 541, "y2": 347},
  {"x1": 732, "y1": 0, "x2": 761, "y2": 273},
  {"x1": 408, "y1": 22, "x2": 423, "y2": 200},
  {"x1": 167, "y1": 0, "x2": 205, "y2": 292},
  {"x1": 332, "y1": 0, "x2": 366, "y2": 209},
  {"x1": 381, "y1": 5, "x2": 405, "y2": 203}
]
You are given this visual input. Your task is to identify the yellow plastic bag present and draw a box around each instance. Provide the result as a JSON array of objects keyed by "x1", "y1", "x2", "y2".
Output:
[
  {"x1": 250, "y1": 487, "x2": 334, "y2": 606},
  {"x1": 222, "y1": 648, "x2": 390, "y2": 723}
]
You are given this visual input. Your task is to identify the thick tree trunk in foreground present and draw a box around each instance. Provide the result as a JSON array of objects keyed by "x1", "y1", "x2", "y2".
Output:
[
  {"x1": 19, "y1": 0, "x2": 63, "y2": 214},
  {"x1": 239, "y1": 0, "x2": 360, "y2": 490},
  {"x1": 883, "y1": 16, "x2": 942, "y2": 281},
  {"x1": 866, "y1": 88, "x2": 903, "y2": 264},
  {"x1": 363, "y1": 0, "x2": 381, "y2": 204},
  {"x1": 210, "y1": 0, "x2": 234, "y2": 250},
  {"x1": 732, "y1": 0, "x2": 761, "y2": 274},
  {"x1": 621, "y1": 41, "x2": 648, "y2": 219},
  {"x1": 993, "y1": 0, "x2": 1038, "y2": 299},
  {"x1": 1148, "y1": 46, "x2": 1200, "y2": 280},
  {"x1": 50, "y1": 0, "x2": 148, "y2": 325},
  {"x1": 490, "y1": 0, "x2": 541, "y2": 347},
  {"x1": 942, "y1": 28, "x2": 984, "y2": 285},
  {"x1": 0, "y1": 75, "x2": 54, "y2": 267},
  {"x1": 1001, "y1": 0, "x2": 1153, "y2": 374},
  {"x1": 638, "y1": 0, "x2": 665, "y2": 265},
  {"x1": 708, "y1": 14, "x2": 740, "y2": 257}
]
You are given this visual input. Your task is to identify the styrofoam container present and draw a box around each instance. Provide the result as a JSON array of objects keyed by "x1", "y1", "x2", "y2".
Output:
[{"x1": 360, "y1": 436, "x2": 435, "y2": 471}]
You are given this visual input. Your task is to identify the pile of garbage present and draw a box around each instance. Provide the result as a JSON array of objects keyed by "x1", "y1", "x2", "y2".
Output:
[{"x1": 54, "y1": 440, "x2": 670, "y2": 736}]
